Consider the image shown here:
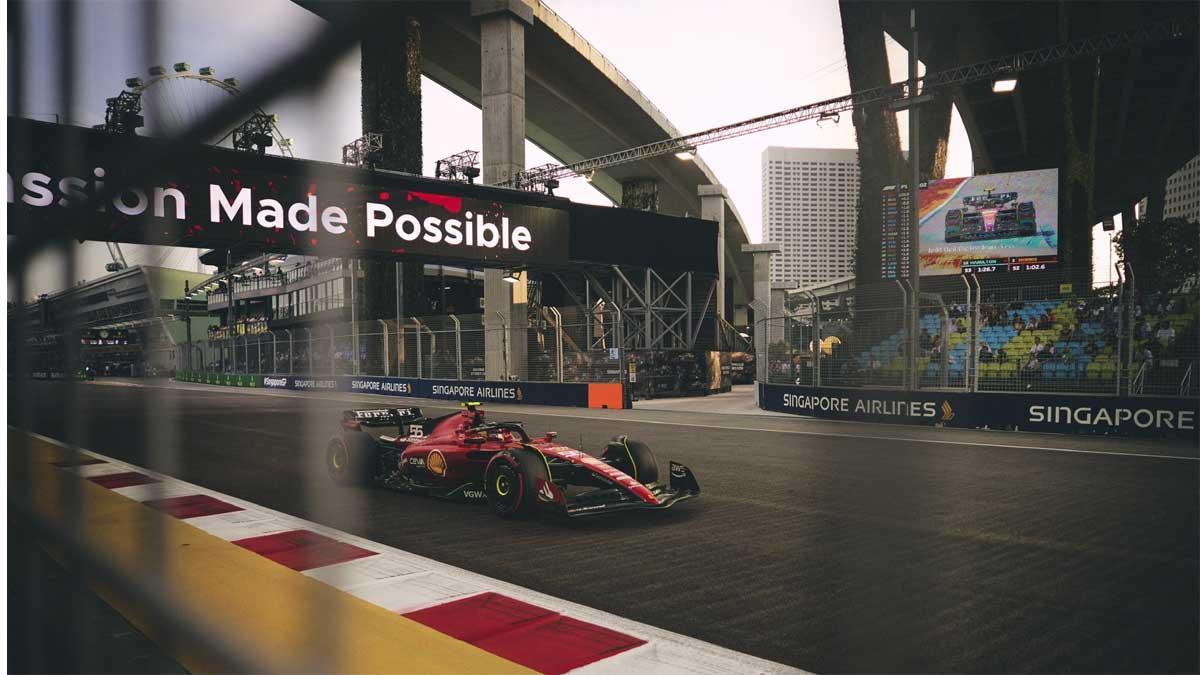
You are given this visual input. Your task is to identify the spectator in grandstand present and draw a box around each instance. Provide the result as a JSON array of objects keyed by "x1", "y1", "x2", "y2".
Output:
[
  {"x1": 1023, "y1": 356, "x2": 1042, "y2": 373},
  {"x1": 954, "y1": 317, "x2": 966, "y2": 333},
  {"x1": 1156, "y1": 320, "x2": 1176, "y2": 346},
  {"x1": 979, "y1": 342, "x2": 993, "y2": 363},
  {"x1": 996, "y1": 347, "x2": 1009, "y2": 364},
  {"x1": 1060, "y1": 347, "x2": 1075, "y2": 367},
  {"x1": 1029, "y1": 336, "x2": 1045, "y2": 359},
  {"x1": 1139, "y1": 344, "x2": 1155, "y2": 367},
  {"x1": 1136, "y1": 318, "x2": 1152, "y2": 340},
  {"x1": 919, "y1": 328, "x2": 932, "y2": 353},
  {"x1": 982, "y1": 306, "x2": 1001, "y2": 326},
  {"x1": 1059, "y1": 323, "x2": 1075, "y2": 342},
  {"x1": 930, "y1": 334, "x2": 943, "y2": 357},
  {"x1": 1040, "y1": 343, "x2": 1057, "y2": 361},
  {"x1": 1014, "y1": 316, "x2": 1026, "y2": 333}
]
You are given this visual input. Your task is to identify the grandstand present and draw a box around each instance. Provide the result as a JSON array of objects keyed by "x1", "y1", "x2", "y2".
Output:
[{"x1": 767, "y1": 286, "x2": 1199, "y2": 397}]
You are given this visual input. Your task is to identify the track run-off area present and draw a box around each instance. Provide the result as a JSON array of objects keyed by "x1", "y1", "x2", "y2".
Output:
[{"x1": 13, "y1": 379, "x2": 1199, "y2": 673}]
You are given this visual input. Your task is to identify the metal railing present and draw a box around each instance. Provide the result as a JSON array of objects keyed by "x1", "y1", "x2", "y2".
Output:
[
  {"x1": 207, "y1": 257, "x2": 349, "y2": 309},
  {"x1": 179, "y1": 308, "x2": 626, "y2": 384}
]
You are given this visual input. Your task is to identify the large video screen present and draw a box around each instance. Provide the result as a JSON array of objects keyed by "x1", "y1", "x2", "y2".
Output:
[{"x1": 918, "y1": 168, "x2": 1059, "y2": 275}]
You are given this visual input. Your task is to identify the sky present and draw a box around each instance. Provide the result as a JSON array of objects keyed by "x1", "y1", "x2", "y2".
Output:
[{"x1": 10, "y1": 0, "x2": 1116, "y2": 298}]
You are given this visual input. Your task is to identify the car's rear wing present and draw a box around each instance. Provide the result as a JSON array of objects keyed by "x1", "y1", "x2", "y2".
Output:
[{"x1": 341, "y1": 407, "x2": 423, "y2": 428}]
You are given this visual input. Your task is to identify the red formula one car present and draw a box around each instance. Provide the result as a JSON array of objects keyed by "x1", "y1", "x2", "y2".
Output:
[{"x1": 325, "y1": 403, "x2": 700, "y2": 518}]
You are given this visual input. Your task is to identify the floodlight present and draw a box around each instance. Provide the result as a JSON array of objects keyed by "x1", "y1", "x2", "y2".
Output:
[
  {"x1": 343, "y1": 133, "x2": 384, "y2": 167},
  {"x1": 675, "y1": 147, "x2": 696, "y2": 160},
  {"x1": 434, "y1": 150, "x2": 481, "y2": 183},
  {"x1": 992, "y1": 78, "x2": 1017, "y2": 93}
]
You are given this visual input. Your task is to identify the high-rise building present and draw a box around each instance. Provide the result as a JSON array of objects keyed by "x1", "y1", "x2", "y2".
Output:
[
  {"x1": 761, "y1": 147, "x2": 859, "y2": 286},
  {"x1": 1164, "y1": 154, "x2": 1200, "y2": 223}
]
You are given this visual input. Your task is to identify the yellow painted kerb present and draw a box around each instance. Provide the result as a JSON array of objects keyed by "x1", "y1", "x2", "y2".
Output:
[{"x1": 10, "y1": 430, "x2": 536, "y2": 674}]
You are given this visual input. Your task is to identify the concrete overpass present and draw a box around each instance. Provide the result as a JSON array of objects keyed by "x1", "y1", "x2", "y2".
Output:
[
  {"x1": 299, "y1": 0, "x2": 756, "y2": 320},
  {"x1": 841, "y1": 0, "x2": 1199, "y2": 285}
]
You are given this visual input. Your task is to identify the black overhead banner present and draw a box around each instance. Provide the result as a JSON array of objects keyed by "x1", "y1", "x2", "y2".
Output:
[
  {"x1": 7, "y1": 117, "x2": 570, "y2": 266},
  {"x1": 759, "y1": 383, "x2": 1199, "y2": 440}
]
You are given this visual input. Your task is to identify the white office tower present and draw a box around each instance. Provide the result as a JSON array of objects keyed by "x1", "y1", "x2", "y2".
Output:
[
  {"x1": 1164, "y1": 154, "x2": 1200, "y2": 223},
  {"x1": 761, "y1": 147, "x2": 859, "y2": 285}
]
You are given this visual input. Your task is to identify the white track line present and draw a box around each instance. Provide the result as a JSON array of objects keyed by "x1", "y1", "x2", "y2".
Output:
[
  {"x1": 85, "y1": 380, "x2": 1200, "y2": 462},
  {"x1": 23, "y1": 428, "x2": 807, "y2": 675}
]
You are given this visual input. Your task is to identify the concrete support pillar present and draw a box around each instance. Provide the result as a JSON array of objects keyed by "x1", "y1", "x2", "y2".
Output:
[
  {"x1": 742, "y1": 243, "x2": 780, "y2": 384},
  {"x1": 919, "y1": 92, "x2": 952, "y2": 181},
  {"x1": 840, "y1": 0, "x2": 905, "y2": 288},
  {"x1": 1145, "y1": 170, "x2": 1167, "y2": 224},
  {"x1": 474, "y1": 0, "x2": 533, "y2": 381},
  {"x1": 361, "y1": 12, "x2": 424, "y2": 322},
  {"x1": 698, "y1": 184, "x2": 728, "y2": 322}
]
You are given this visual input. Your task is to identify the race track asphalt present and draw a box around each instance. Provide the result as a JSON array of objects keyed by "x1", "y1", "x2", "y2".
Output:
[{"x1": 12, "y1": 379, "x2": 1199, "y2": 673}]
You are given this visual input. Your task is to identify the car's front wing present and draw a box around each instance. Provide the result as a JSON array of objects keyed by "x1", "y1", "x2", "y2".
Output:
[{"x1": 561, "y1": 461, "x2": 700, "y2": 518}]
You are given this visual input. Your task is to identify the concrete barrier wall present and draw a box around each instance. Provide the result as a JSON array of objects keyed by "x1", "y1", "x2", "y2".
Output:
[
  {"x1": 176, "y1": 372, "x2": 626, "y2": 409},
  {"x1": 758, "y1": 382, "x2": 1199, "y2": 440}
]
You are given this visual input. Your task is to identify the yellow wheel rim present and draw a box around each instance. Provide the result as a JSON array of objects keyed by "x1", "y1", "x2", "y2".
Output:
[
  {"x1": 331, "y1": 445, "x2": 346, "y2": 471},
  {"x1": 495, "y1": 474, "x2": 510, "y2": 496}
]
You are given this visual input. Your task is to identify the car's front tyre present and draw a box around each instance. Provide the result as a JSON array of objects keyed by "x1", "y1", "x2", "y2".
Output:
[
  {"x1": 602, "y1": 436, "x2": 659, "y2": 484},
  {"x1": 484, "y1": 449, "x2": 550, "y2": 518}
]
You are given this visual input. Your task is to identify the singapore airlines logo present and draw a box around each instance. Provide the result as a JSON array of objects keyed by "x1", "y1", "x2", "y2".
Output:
[{"x1": 941, "y1": 401, "x2": 955, "y2": 422}]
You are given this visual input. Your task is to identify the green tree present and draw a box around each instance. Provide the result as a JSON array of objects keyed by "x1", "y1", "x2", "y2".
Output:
[{"x1": 1115, "y1": 217, "x2": 1200, "y2": 291}]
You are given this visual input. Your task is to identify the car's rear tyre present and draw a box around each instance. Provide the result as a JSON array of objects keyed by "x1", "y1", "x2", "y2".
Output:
[
  {"x1": 326, "y1": 431, "x2": 377, "y2": 485},
  {"x1": 484, "y1": 448, "x2": 550, "y2": 518},
  {"x1": 603, "y1": 436, "x2": 659, "y2": 484}
]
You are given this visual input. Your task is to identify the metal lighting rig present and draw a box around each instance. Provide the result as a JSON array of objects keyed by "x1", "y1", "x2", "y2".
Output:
[
  {"x1": 518, "y1": 163, "x2": 561, "y2": 195},
  {"x1": 434, "y1": 150, "x2": 481, "y2": 183},
  {"x1": 232, "y1": 112, "x2": 280, "y2": 156},
  {"x1": 102, "y1": 86, "x2": 144, "y2": 134},
  {"x1": 503, "y1": 15, "x2": 1197, "y2": 189},
  {"x1": 342, "y1": 132, "x2": 384, "y2": 167}
]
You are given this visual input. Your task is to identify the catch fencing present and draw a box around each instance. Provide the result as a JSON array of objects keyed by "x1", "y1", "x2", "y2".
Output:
[
  {"x1": 762, "y1": 276, "x2": 1199, "y2": 398},
  {"x1": 179, "y1": 308, "x2": 625, "y2": 384}
]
